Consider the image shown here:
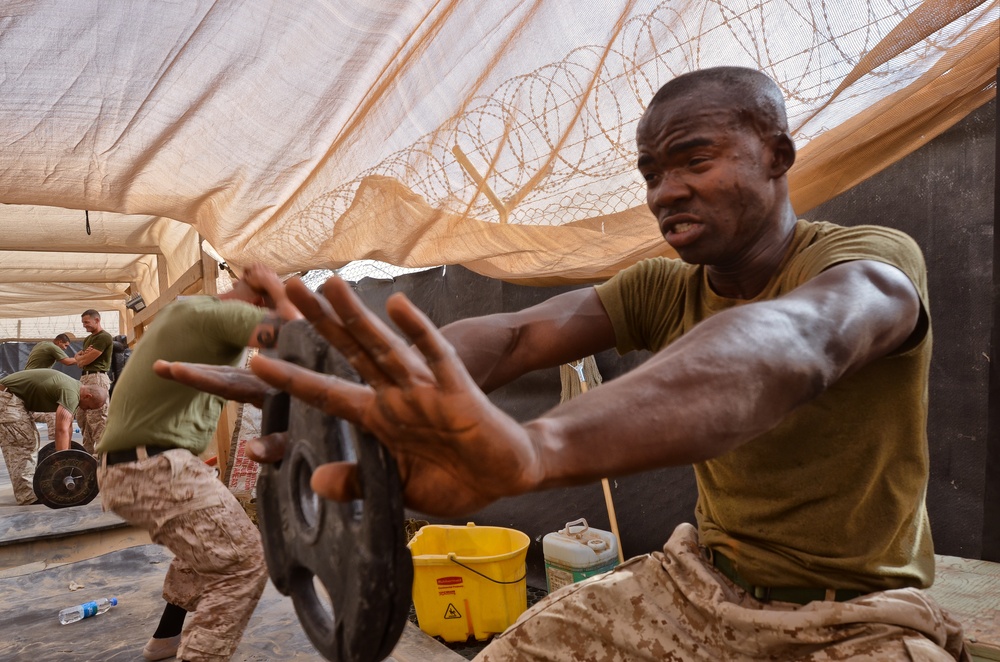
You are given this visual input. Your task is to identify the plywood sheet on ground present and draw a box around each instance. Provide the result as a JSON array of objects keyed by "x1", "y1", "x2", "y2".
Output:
[
  {"x1": 0, "y1": 500, "x2": 127, "y2": 545},
  {"x1": 928, "y1": 555, "x2": 1000, "y2": 661},
  {"x1": 0, "y1": 544, "x2": 463, "y2": 661}
]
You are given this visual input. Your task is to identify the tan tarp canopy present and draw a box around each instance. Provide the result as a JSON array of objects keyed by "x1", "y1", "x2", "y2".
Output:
[{"x1": 0, "y1": 0, "x2": 996, "y2": 339}]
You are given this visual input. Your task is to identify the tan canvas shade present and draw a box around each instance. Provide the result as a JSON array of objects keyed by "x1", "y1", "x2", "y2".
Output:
[{"x1": 0, "y1": 0, "x2": 994, "y2": 336}]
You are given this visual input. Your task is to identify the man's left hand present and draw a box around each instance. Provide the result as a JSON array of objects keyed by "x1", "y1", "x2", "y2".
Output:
[{"x1": 153, "y1": 361, "x2": 273, "y2": 408}]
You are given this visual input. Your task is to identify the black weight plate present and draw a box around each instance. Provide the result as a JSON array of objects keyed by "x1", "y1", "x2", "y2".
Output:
[
  {"x1": 258, "y1": 319, "x2": 412, "y2": 662},
  {"x1": 34, "y1": 449, "x2": 99, "y2": 509},
  {"x1": 38, "y1": 440, "x2": 88, "y2": 465}
]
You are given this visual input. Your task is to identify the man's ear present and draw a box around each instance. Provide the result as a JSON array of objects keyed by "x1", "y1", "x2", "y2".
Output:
[{"x1": 769, "y1": 132, "x2": 796, "y2": 177}]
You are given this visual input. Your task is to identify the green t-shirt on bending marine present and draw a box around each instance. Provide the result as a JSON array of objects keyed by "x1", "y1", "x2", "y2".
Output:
[
  {"x1": 594, "y1": 220, "x2": 933, "y2": 593},
  {"x1": 97, "y1": 296, "x2": 265, "y2": 456},
  {"x1": 25, "y1": 341, "x2": 69, "y2": 370},
  {"x1": 82, "y1": 330, "x2": 114, "y2": 373},
  {"x1": 0, "y1": 369, "x2": 80, "y2": 413}
]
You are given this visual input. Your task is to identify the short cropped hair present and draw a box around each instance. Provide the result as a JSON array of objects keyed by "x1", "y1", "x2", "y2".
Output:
[
  {"x1": 55, "y1": 333, "x2": 71, "y2": 344},
  {"x1": 649, "y1": 66, "x2": 789, "y2": 137},
  {"x1": 81, "y1": 309, "x2": 101, "y2": 319}
]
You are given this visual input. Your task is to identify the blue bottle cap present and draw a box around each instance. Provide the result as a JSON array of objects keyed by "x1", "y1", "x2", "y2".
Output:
[{"x1": 110, "y1": 597, "x2": 118, "y2": 606}]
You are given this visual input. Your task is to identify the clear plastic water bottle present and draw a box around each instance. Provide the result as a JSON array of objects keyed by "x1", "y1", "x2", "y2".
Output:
[{"x1": 58, "y1": 597, "x2": 118, "y2": 625}]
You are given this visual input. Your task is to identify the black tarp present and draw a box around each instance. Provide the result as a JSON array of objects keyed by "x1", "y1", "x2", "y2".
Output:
[{"x1": 0, "y1": 341, "x2": 84, "y2": 379}]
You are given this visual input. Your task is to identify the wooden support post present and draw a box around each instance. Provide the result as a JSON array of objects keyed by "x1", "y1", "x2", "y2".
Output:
[
  {"x1": 569, "y1": 360, "x2": 625, "y2": 563},
  {"x1": 156, "y1": 255, "x2": 169, "y2": 301},
  {"x1": 200, "y1": 241, "x2": 218, "y2": 296},
  {"x1": 208, "y1": 400, "x2": 238, "y2": 486}
]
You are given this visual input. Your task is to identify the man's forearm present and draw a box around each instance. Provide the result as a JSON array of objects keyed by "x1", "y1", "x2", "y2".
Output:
[
  {"x1": 75, "y1": 349, "x2": 98, "y2": 367},
  {"x1": 54, "y1": 407, "x2": 74, "y2": 451},
  {"x1": 441, "y1": 318, "x2": 521, "y2": 393},
  {"x1": 440, "y1": 288, "x2": 615, "y2": 394}
]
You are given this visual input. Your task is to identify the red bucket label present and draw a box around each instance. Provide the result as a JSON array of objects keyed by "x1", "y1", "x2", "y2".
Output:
[{"x1": 436, "y1": 576, "x2": 464, "y2": 587}]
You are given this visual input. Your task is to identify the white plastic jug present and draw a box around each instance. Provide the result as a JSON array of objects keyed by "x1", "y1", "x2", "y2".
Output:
[{"x1": 542, "y1": 518, "x2": 619, "y2": 593}]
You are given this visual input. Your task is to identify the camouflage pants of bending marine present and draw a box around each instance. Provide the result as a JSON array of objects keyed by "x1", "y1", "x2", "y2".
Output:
[
  {"x1": 0, "y1": 390, "x2": 40, "y2": 505},
  {"x1": 98, "y1": 448, "x2": 268, "y2": 662},
  {"x1": 477, "y1": 523, "x2": 970, "y2": 662},
  {"x1": 32, "y1": 411, "x2": 57, "y2": 444},
  {"x1": 76, "y1": 372, "x2": 109, "y2": 454}
]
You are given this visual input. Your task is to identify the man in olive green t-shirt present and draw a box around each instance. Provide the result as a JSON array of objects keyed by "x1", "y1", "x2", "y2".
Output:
[
  {"x1": 25, "y1": 333, "x2": 78, "y2": 439},
  {"x1": 24, "y1": 334, "x2": 77, "y2": 370},
  {"x1": 0, "y1": 369, "x2": 107, "y2": 505},
  {"x1": 96, "y1": 264, "x2": 302, "y2": 662},
  {"x1": 75, "y1": 309, "x2": 114, "y2": 453}
]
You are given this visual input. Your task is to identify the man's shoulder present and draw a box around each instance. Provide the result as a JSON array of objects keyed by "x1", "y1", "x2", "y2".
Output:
[
  {"x1": 799, "y1": 219, "x2": 919, "y2": 245},
  {"x1": 620, "y1": 255, "x2": 693, "y2": 277},
  {"x1": 89, "y1": 330, "x2": 114, "y2": 349}
]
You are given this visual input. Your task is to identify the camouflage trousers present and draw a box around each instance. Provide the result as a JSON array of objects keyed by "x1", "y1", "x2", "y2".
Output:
[
  {"x1": 77, "y1": 372, "x2": 109, "y2": 453},
  {"x1": 0, "y1": 390, "x2": 40, "y2": 504},
  {"x1": 477, "y1": 523, "x2": 969, "y2": 662},
  {"x1": 32, "y1": 411, "x2": 56, "y2": 444},
  {"x1": 98, "y1": 448, "x2": 268, "y2": 662}
]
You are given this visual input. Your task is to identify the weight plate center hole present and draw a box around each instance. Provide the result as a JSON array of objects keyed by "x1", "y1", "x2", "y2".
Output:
[{"x1": 296, "y1": 458, "x2": 320, "y2": 529}]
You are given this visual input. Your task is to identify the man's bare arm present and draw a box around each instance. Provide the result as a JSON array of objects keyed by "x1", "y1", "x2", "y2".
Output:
[
  {"x1": 54, "y1": 405, "x2": 74, "y2": 451},
  {"x1": 439, "y1": 288, "x2": 616, "y2": 393},
  {"x1": 74, "y1": 347, "x2": 101, "y2": 367}
]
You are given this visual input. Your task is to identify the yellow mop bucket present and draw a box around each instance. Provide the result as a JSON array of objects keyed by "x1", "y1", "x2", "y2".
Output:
[{"x1": 408, "y1": 523, "x2": 529, "y2": 642}]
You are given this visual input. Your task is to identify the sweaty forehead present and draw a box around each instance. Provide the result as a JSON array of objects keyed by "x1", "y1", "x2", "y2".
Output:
[{"x1": 636, "y1": 100, "x2": 741, "y2": 151}]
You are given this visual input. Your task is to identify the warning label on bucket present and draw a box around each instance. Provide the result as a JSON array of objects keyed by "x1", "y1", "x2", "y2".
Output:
[{"x1": 444, "y1": 603, "x2": 462, "y2": 620}]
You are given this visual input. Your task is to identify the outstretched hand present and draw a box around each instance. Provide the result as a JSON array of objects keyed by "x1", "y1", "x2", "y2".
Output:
[{"x1": 249, "y1": 277, "x2": 544, "y2": 517}]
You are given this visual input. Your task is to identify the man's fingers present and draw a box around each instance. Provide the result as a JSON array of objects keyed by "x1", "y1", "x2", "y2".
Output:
[
  {"x1": 153, "y1": 360, "x2": 271, "y2": 407},
  {"x1": 250, "y1": 354, "x2": 372, "y2": 421},
  {"x1": 247, "y1": 432, "x2": 290, "y2": 464},
  {"x1": 385, "y1": 293, "x2": 471, "y2": 392},
  {"x1": 320, "y1": 277, "x2": 435, "y2": 387},
  {"x1": 310, "y1": 461, "x2": 362, "y2": 501},
  {"x1": 285, "y1": 279, "x2": 392, "y2": 387}
]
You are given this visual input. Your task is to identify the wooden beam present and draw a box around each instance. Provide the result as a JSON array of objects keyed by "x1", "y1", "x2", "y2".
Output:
[
  {"x1": 0, "y1": 275, "x2": 136, "y2": 284},
  {"x1": 156, "y1": 256, "x2": 169, "y2": 299},
  {"x1": 0, "y1": 246, "x2": 163, "y2": 254},
  {"x1": 200, "y1": 241, "x2": 219, "y2": 296},
  {"x1": 130, "y1": 262, "x2": 202, "y2": 328}
]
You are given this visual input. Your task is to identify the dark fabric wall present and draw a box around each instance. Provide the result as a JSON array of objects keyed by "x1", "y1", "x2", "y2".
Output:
[
  {"x1": 351, "y1": 99, "x2": 996, "y2": 587},
  {"x1": 0, "y1": 341, "x2": 83, "y2": 379}
]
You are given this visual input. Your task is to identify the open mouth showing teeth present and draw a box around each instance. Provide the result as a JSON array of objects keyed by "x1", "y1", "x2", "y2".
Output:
[{"x1": 672, "y1": 222, "x2": 694, "y2": 233}]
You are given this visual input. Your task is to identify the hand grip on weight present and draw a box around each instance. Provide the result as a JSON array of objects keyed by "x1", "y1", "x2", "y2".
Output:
[{"x1": 258, "y1": 319, "x2": 412, "y2": 662}]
